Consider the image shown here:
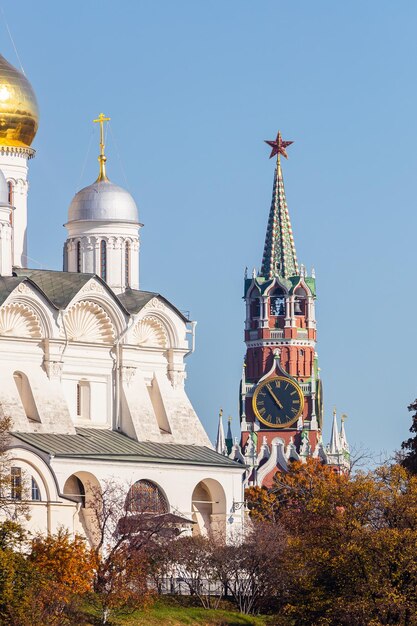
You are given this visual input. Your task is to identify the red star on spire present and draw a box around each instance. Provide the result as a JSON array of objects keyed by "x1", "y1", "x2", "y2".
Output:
[{"x1": 265, "y1": 131, "x2": 293, "y2": 159}]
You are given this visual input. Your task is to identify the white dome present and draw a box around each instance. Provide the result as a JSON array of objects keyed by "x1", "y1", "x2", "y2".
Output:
[
  {"x1": 68, "y1": 179, "x2": 138, "y2": 223},
  {"x1": 0, "y1": 169, "x2": 9, "y2": 206}
]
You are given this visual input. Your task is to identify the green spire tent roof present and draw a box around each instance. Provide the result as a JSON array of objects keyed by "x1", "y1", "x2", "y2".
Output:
[{"x1": 260, "y1": 161, "x2": 298, "y2": 280}]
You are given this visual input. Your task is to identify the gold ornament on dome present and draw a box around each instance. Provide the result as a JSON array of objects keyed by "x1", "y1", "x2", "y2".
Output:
[{"x1": 0, "y1": 54, "x2": 39, "y2": 148}]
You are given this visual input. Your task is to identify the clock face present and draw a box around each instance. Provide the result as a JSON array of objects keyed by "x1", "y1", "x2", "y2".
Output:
[{"x1": 252, "y1": 376, "x2": 304, "y2": 428}]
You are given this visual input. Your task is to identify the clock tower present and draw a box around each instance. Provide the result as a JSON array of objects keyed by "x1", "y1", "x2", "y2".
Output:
[{"x1": 240, "y1": 132, "x2": 325, "y2": 486}]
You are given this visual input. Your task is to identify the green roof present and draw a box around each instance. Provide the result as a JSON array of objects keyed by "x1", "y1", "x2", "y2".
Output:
[
  {"x1": 12, "y1": 428, "x2": 241, "y2": 469},
  {"x1": 117, "y1": 289, "x2": 157, "y2": 313},
  {"x1": 118, "y1": 288, "x2": 189, "y2": 322},
  {"x1": 14, "y1": 269, "x2": 94, "y2": 309},
  {"x1": 0, "y1": 276, "x2": 27, "y2": 307},
  {"x1": 5, "y1": 270, "x2": 188, "y2": 320}
]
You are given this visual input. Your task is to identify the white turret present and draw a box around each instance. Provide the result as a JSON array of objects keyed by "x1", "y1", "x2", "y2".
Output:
[
  {"x1": 0, "y1": 54, "x2": 39, "y2": 269},
  {"x1": 64, "y1": 114, "x2": 141, "y2": 293},
  {"x1": 215, "y1": 409, "x2": 226, "y2": 455},
  {"x1": 329, "y1": 407, "x2": 341, "y2": 454}
]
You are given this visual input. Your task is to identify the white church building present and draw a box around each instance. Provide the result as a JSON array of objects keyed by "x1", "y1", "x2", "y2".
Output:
[{"x1": 0, "y1": 54, "x2": 244, "y2": 541}]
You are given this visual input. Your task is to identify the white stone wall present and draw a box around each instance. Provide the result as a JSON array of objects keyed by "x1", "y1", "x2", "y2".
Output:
[
  {"x1": 0, "y1": 277, "x2": 212, "y2": 445},
  {"x1": 7, "y1": 445, "x2": 245, "y2": 542}
]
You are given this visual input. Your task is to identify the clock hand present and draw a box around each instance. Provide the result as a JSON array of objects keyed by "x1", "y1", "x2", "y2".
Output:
[{"x1": 266, "y1": 383, "x2": 283, "y2": 409}]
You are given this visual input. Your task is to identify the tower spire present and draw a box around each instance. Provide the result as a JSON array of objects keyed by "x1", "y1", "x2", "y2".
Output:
[
  {"x1": 261, "y1": 131, "x2": 298, "y2": 279},
  {"x1": 93, "y1": 112, "x2": 111, "y2": 182}
]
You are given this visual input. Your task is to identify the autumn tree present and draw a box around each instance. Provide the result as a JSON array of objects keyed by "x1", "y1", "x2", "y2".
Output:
[
  {"x1": 87, "y1": 479, "x2": 172, "y2": 625},
  {"x1": 401, "y1": 398, "x2": 417, "y2": 474},
  {"x1": 247, "y1": 459, "x2": 417, "y2": 625},
  {"x1": 0, "y1": 524, "x2": 94, "y2": 626},
  {"x1": 29, "y1": 528, "x2": 94, "y2": 623},
  {"x1": 165, "y1": 536, "x2": 222, "y2": 609},
  {"x1": 212, "y1": 522, "x2": 287, "y2": 615}
]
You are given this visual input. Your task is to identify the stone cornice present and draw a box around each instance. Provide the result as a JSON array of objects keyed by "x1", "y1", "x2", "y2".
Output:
[{"x1": 0, "y1": 145, "x2": 35, "y2": 159}]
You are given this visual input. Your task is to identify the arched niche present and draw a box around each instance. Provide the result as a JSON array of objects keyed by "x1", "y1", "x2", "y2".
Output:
[
  {"x1": 63, "y1": 471, "x2": 101, "y2": 546},
  {"x1": 63, "y1": 471, "x2": 101, "y2": 508},
  {"x1": 13, "y1": 371, "x2": 41, "y2": 423},
  {"x1": 191, "y1": 479, "x2": 226, "y2": 539}
]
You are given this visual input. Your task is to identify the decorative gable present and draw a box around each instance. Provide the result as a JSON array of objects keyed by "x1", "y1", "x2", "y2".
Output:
[
  {"x1": 63, "y1": 300, "x2": 115, "y2": 343},
  {"x1": 130, "y1": 316, "x2": 168, "y2": 348},
  {"x1": 0, "y1": 302, "x2": 42, "y2": 338}
]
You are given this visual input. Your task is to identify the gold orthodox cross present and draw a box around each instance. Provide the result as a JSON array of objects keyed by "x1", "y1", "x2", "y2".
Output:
[{"x1": 93, "y1": 113, "x2": 111, "y2": 181}]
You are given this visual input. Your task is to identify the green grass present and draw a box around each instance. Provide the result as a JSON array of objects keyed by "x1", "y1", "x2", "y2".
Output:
[{"x1": 80, "y1": 596, "x2": 269, "y2": 626}]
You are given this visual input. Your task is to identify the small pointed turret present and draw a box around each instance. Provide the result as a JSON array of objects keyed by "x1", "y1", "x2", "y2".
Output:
[
  {"x1": 215, "y1": 409, "x2": 226, "y2": 455},
  {"x1": 261, "y1": 131, "x2": 298, "y2": 279},
  {"x1": 329, "y1": 407, "x2": 341, "y2": 454},
  {"x1": 340, "y1": 414, "x2": 349, "y2": 451}
]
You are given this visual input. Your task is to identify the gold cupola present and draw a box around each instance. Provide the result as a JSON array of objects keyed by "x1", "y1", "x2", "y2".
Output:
[{"x1": 0, "y1": 54, "x2": 39, "y2": 148}]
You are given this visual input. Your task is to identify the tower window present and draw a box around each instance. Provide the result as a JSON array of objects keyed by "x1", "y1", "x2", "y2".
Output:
[
  {"x1": 76, "y1": 381, "x2": 91, "y2": 420},
  {"x1": 125, "y1": 241, "x2": 130, "y2": 287},
  {"x1": 11, "y1": 467, "x2": 22, "y2": 500},
  {"x1": 7, "y1": 181, "x2": 13, "y2": 206},
  {"x1": 250, "y1": 298, "x2": 261, "y2": 318},
  {"x1": 270, "y1": 297, "x2": 285, "y2": 316},
  {"x1": 76, "y1": 241, "x2": 81, "y2": 273},
  {"x1": 7, "y1": 182, "x2": 13, "y2": 228},
  {"x1": 270, "y1": 287, "x2": 286, "y2": 316},
  {"x1": 100, "y1": 240, "x2": 107, "y2": 281},
  {"x1": 294, "y1": 287, "x2": 307, "y2": 316}
]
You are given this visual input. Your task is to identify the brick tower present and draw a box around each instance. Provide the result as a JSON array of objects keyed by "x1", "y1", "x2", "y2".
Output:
[{"x1": 239, "y1": 132, "x2": 326, "y2": 486}]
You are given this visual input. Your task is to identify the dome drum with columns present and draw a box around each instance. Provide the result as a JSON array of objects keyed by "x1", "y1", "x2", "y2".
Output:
[{"x1": 0, "y1": 56, "x2": 244, "y2": 542}]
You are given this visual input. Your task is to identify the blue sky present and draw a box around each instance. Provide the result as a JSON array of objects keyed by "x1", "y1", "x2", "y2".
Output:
[{"x1": 2, "y1": 1, "x2": 417, "y2": 459}]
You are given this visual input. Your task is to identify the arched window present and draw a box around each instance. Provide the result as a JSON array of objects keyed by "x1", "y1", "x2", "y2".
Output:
[
  {"x1": 7, "y1": 181, "x2": 13, "y2": 226},
  {"x1": 76, "y1": 241, "x2": 81, "y2": 273},
  {"x1": 100, "y1": 240, "x2": 107, "y2": 281},
  {"x1": 31, "y1": 477, "x2": 41, "y2": 501},
  {"x1": 76, "y1": 381, "x2": 90, "y2": 420},
  {"x1": 14, "y1": 372, "x2": 41, "y2": 422},
  {"x1": 7, "y1": 181, "x2": 13, "y2": 205},
  {"x1": 125, "y1": 241, "x2": 130, "y2": 287},
  {"x1": 294, "y1": 287, "x2": 307, "y2": 316},
  {"x1": 127, "y1": 480, "x2": 169, "y2": 514},
  {"x1": 250, "y1": 297, "x2": 261, "y2": 318},
  {"x1": 270, "y1": 288, "x2": 286, "y2": 316}
]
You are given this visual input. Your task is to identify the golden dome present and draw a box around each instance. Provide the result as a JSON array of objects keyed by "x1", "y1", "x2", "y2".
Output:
[{"x1": 0, "y1": 54, "x2": 38, "y2": 148}]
